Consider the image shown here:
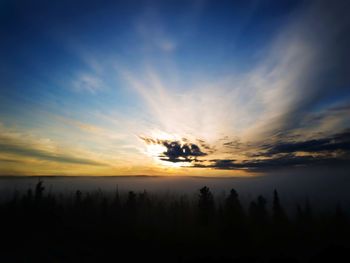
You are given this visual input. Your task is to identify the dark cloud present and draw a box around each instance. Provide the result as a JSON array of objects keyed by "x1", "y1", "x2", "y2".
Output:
[
  {"x1": 194, "y1": 155, "x2": 349, "y2": 172},
  {"x1": 263, "y1": 129, "x2": 350, "y2": 156},
  {"x1": 139, "y1": 137, "x2": 164, "y2": 145},
  {"x1": 161, "y1": 141, "x2": 207, "y2": 163},
  {"x1": 192, "y1": 129, "x2": 350, "y2": 171},
  {"x1": 140, "y1": 129, "x2": 350, "y2": 169},
  {"x1": 0, "y1": 158, "x2": 22, "y2": 164},
  {"x1": 0, "y1": 143, "x2": 106, "y2": 166},
  {"x1": 140, "y1": 137, "x2": 207, "y2": 163},
  {"x1": 196, "y1": 139, "x2": 215, "y2": 153},
  {"x1": 328, "y1": 103, "x2": 350, "y2": 113},
  {"x1": 223, "y1": 139, "x2": 242, "y2": 150}
]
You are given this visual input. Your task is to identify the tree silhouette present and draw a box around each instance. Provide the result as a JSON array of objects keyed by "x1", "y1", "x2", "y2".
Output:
[
  {"x1": 126, "y1": 191, "x2": 136, "y2": 207},
  {"x1": 35, "y1": 180, "x2": 45, "y2": 201},
  {"x1": 249, "y1": 195, "x2": 268, "y2": 225},
  {"x1": 272, "y1": 189, "x2": 287, "y2": 225},
  {"x1": 225, "y1": 188, "x2": 244, "y2": 218},
  {"x1": 75, "y1": 190, "x2": 82, "y2": 204},
  {"x1": 125, "y1": 190, "x2": 137, "y2": 220},
  {"x1": 222, "y1": 188, "x2": 246, "y2": 244},
  {"x1": 112, "y1": 186, "x2": 121, "y2": 210},
  {"x1": 198, "y1": 186, "x2": 215, "y2": 224},
  {"x1": 1, "y1": 184, "x2": 350, "y2": 262}
]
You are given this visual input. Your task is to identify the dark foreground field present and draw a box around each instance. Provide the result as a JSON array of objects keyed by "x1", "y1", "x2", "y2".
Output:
[{"x1": 1, "y1": 181, "x2": 349, "y2": 263}]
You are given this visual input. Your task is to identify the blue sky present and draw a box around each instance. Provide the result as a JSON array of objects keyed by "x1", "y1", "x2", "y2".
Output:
[{"x1": 0, "y1": 0, "x2": 349, "y2": 176}]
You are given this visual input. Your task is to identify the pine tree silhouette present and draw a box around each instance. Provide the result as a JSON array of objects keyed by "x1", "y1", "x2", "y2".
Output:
[
  {"x1": 272, "y1": 189, "x2": 287, "y2": 225},
  {"x1": 224, "y1": 188, "x2": 245, "y2": 225},
  {"x1": 35, "y1": 180, "x2": 45, "y2": 201},
  {"x1": 250, "y1": 195, "x2": 268, "y2": 224},
  {"x1": 198, "y1": 186, "x2": 215, "y2": 224}
]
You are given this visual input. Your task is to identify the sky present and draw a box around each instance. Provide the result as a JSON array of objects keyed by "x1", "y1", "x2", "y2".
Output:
[{"x1": 0, "y1": 0, "x2": 349, "y2": 176}]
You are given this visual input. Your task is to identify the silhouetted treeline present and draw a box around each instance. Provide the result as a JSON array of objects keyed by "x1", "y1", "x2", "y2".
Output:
[{"x1": 0, "y1": 181, "x2": 349, "y2": 263}]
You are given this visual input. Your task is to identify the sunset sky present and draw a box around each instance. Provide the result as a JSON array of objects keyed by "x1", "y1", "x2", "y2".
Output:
[{"x1": 0, "y1": 0, "x2": 349, "y2": 176}]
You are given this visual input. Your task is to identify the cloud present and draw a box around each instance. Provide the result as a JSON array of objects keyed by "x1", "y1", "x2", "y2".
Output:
[
  {"x1": 72, "y1": 73, "x2": 104, "y2": 94},
  {"x1": 135, "y1": 5, "x2": 178, "y2": 53},
  {"x1": 0, "y1": 142, "x2": 105, "y2": 166},
  {"x1": 161, "y1": 140, "x2": 207, "y2": 162},
  {"x1": 223, "y1": 139, "x2": 243, "y2": 150},
  {"x1": 192, "y1": 129, "x2": 350, "y2": 171},
  {"x1": 11, "y1": 0, "x2": 345, "y2": 175},
  {"x1": 194, "y1": 155, "x2": 350, "y2": 172},
  {"x1": 126, "y1": 1, "x2": 350, "y2": 151},
  {"x1": 303, "y1": 103, "x2": 350, "y2": 135},
  {"x1": 263, "y1": 130, "x2": 350, "y2": 156},
  {"x1": 157, "y1": 38, "x2": 177, "y2": 52},
  {"x1": 267, "y1": 0, "x2": 350, "y2": 134},
  {"x1": 140, "y1": 137, "x2": 207, "y2": 163},
  {"x1": 0, "y1": 124, "x2": 106, "y2": 166},
  {"x1": 0, "y1": 158, "x2": 23, "y2": 164}
]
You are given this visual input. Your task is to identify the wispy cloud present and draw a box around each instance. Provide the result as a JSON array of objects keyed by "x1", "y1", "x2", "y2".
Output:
[
  {"x1": 72, "y1": 73, "x2": 105, "y2": 94},
  {"x1": 122, "y1": 0, "x2": 350, "y2": 171},
  {"x1": 1, "y1": 0, "x2": 349, "y2": 176},
  {"x1": 135, "y1": 6, "x2": 178, "y2": 53},
  {"x1": 0, "y1": 123, "x2": 106, "y2": 167},
  {"x1": 262, "y1": 129, "x2": 350, "y2": 156},
  {"x1": 0, "y1": 142, "x2": 105, "y2": 166}
]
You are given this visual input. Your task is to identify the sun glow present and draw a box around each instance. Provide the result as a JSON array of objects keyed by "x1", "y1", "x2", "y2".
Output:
[
  {"x1": 161, "y1": 161, "x2": 192, "y2": 168},
  {"x1": 146, "y1": 144, "x2": 190, "y2": 168},
  {"x1": 143, "y1": 134, "x2": 195, "y2": 168},
  {"x1": 146, "y1": 144, "x2": 167, "y2": 158}
]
